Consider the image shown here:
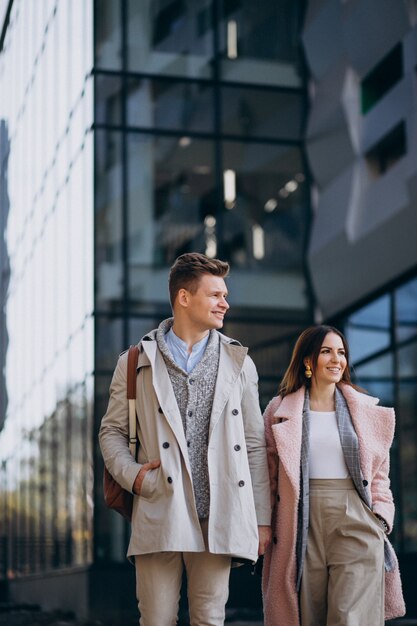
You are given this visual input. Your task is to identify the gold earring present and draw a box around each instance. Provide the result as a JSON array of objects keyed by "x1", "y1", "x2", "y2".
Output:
[{"x1": 305, "y1": 364, "x2": 312, "y2": 379}]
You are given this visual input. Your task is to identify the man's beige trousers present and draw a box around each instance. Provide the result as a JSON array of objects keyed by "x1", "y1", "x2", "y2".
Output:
[
  {"x1": 300, "y1": 478, "x2": 385, "y2": 626},
  {"x1": 135, "y1": 521, "x2": 231, "y2": 626}
]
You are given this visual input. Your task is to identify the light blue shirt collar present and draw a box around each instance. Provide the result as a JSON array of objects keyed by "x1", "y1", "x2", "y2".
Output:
[{"x1": 164, "y1": 328, "x2": 210, "y2": 374}]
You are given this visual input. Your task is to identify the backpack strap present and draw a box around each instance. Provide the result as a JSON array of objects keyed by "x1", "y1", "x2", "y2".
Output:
[{"x1": 127, "y1": 345, "x2": 139, "y2": 456}]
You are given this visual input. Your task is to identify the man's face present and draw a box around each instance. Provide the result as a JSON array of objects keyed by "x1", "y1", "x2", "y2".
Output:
[{"x1": 184, "y1": 274, "x2": 230, "y2": 331}]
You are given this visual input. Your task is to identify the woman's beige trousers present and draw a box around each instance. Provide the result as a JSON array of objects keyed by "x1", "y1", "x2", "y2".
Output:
[{"x1": 300, "y1": 478, "x2": 385, "y2": 626}]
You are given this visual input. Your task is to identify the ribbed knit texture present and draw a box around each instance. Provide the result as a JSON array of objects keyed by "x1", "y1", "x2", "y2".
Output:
[{"x1": 156, "y1": 318, "x2": 220, "y2": 519}]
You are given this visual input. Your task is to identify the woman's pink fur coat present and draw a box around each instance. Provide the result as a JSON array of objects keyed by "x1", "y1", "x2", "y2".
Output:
[{"x1": 262, "y1": 383, "x2": 405, "y2": 626}]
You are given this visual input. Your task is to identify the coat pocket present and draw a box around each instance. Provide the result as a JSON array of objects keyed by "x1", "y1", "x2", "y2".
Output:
[{"x1": 139, "y1": 466, "x2": 162, "y2": 500}]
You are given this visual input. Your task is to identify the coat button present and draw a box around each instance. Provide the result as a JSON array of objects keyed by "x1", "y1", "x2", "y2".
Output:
[
  {"x1": 187, "y1": 441, "x2": 191, "y2": 447},
  {"x1": 167, "y1": 477, "x2": 173, "y2": 484},
  {"x1": 189, "y1": 379, "x2": 194, "y2": 385},
  {"x1": 238, "y1": 480, "x2": 245, "y2": 487},
  {"x1": 188, "y1": 410, "x2": 193, "y2": 417},
  {"x1": 232, "y1": 409, "x2": 239, "y2": 415},
  {"x1": 363, "y1": 479, "x2": 368, "y2": 487},
  {"x1": 158, "y1": 407, "x2": 163, "y2": 414},
  {"x1": 162, "y1": 442, "x2": 170, "y2": 449},
  {"x1": 234, "y1": 444, "x2": 241, "y2": 451},
  {"x1": 277, "y1": 494, "x2": 280, "y2": 502},
  {"x1": 273, "y1": 536, "x2": 278, "y2": 544}
]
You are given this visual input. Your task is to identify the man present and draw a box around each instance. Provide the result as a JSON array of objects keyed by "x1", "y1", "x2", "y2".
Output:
[{"x1": 99, "y1": 252, "x2": 272, "y2": 626}]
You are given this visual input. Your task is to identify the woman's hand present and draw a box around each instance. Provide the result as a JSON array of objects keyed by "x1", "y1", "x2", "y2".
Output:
[{"x1": 258, "y1": 525, "x2": 272, "y2": 555}]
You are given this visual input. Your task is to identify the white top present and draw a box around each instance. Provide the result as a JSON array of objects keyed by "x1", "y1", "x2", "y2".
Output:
[{"x1": 309, "y1": 411, "x2": 349, "y2": 479}]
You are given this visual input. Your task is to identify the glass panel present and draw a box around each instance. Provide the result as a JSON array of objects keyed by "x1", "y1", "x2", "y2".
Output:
[
  {"x1": 353, "y1": 353, "x2": 393, "y2": 380},
  {"x1": 129, "y1": 316, "x2": 166, "y2": 346},
  {"x1": 397, "y1": 382, "x2": 417, "y2": 551},
  {"x1": 365, "y1": 121, "x2": 406, "y2": 179},
  {"x1": 69, "y1": 385, "x2": 89, "y2": 566},
  {"x1": 55, "y1": 398, "x2": 72, "y2": 567},
  {"x1": 224, "y1": 317, "x2": 305, "y2": 408},
  {"x1": 127, "y1": 134, "x2": 215, "y2": 289},
  {"x1": 397, "y1": 340, "x2": 417, "y2": 379},
  {"x1": 127, "y1": 77, "x2": 214, "y2": 133},
  {"x1": 357, "y1": 381, "x2": 395, "y2": 409},
  {"x1": 221, "y1": 141, "x2": 308, "y2": 269},
  {"x1": 38, "y1": 415, "x2": 55, "y2": 570},
  {"x1": 219, "y1": 0, "x2": 302, "y2": 86},
  {"x1": 346, "y1": 295, "x2": 391, "y2": 363},
  {"x1": 221, "y1": 85, "x2": 303, "y2": 140},
  {"x1": 361, "y1": 43, "x2": 403, "y2": 114},
  {"x1": 95, "y1": 375, "x2": 128, "y2": 563},
  {"x1": 127, "y1": 0, "x2": 213, "y2": 79},
  {"x1": 95, "y1": 73, "x2": 123, "y2": 126},
  {"x1": 96, "y1": 317, "x2": 125, "y2": 371},
  {"x1": 0, "y1": 461, "x2": 8, "y2": 576},
  {"x1": 396, "y1": 277, "x2": 417, "y2": 342},
  {"x1": 0, "y1": 1, "x2": 94, "y2": 577},
  {"x1": 94, "y1": 0, "x2": 122, "y2": 70},
  {"x1": 95, "y1": 130, "x2": 124, "y2": 311}
]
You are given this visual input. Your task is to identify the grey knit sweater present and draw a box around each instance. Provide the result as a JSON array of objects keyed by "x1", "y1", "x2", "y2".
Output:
[{"x1": 156, "y1": 318, "x2": 220, "y2": 519}]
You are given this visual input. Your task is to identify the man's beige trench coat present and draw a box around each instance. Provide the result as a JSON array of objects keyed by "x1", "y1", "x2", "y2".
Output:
[{"x1": 99, "y1": 328, "x2": 271, "y2": 562}]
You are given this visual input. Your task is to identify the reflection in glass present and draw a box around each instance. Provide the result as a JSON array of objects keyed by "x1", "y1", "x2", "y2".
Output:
[
  {"x1": 2, "y1": 382, "x2": 93, "y2": 576},
  {"x1": 127, "y1": 77, "x2": 214, "y2": 133},
  {"x1": 95, "y1": 131, "x2": 124, "y2": 311},
  {"x1": 353, "y1": 353, "x2": 393, "y2": 380},
  {"x1": 397, "y1": 339, "x2": 417, "y2": 379},
  {"x1": 127, "y1": 134, "x2": 215, "y2": 275},
  {"x1": 341, "y1": 282, "x2": 417, "y2": 555},
  {"x1": 219, "y1": 0, "x2": 303, "y2": 86},
  {"x1": 129, "y1": 316, "x2": 167, "y2": 346},
  {"x1": 95, "y1": 0, "x2": 122, "y2": 70},
  {"x1": 95, "y1": 74, "x2": 123, "y2": 126},
  {"x1": 396, "y1": 277, "x2": 417, "y2": 342},
  {"x1": 346, "y1": 295, "x2": 391, "y2": 363},
  {"x1": 0, "y1": 2, "x2": 94, "y2": 577},
  {"x1": 96, "y1": 317, "x2": 125, "y2": 371},
  {"x1": 128, "y1": 0, "x2": 213, "y2": 79},
  {"x1": 221, "y1": 86, "x2": 303, "y2": 139},
  {"x1": 398, "y1": 383, "x2": 417, "y2": 551},
  {"x1": 222, "y1": 142, "x2": 307, "y2": 269},
  {"x1": 94, "y1": 375, "x2": 127, "y2": 563}
]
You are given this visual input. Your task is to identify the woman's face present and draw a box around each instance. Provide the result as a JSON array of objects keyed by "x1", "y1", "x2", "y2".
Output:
[{"x1": 310, "y1": 332, "x2": 347, "y2": 386}]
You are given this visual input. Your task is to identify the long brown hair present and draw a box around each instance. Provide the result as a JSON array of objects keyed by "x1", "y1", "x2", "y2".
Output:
[{"x1": 279, "y1": 325, "x2": 357, "y2": 397}]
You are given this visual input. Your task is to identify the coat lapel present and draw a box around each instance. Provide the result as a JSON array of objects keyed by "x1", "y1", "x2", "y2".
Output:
[
  {"x1": 209, "y1": 341, "x2": 247, "y2": 438},
  {"x1": 271, "y1": 387, "x2": 305, "y2": 496},
  {"x1": 338, "y1": 384, "x2": 395, "y2": 492},
  {"x1": 140, "y1": 339, "x2": 190, "y2": 465}
]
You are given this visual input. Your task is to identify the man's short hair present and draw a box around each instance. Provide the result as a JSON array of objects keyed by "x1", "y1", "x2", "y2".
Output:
[{"x1": 169, "y1": 252, "x2": 230, "y2": 308}]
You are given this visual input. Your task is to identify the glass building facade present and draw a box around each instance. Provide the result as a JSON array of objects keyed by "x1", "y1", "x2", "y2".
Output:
[
  {"x1": 334, "y1": 274, "x2": 417, "y2": 555},
  {"x1": 93, "y1": 0, "x2": 312, "y2": 601},
  {"x1": 330, "y1": 272, "x2": 417, "y2": 616},
  {"x1": 0, "y1": 0, "x2": 94, "y2": 584},
  {"x1": 1, "y1": 0, "x2": 417, "y2": 621},
  {"x1": 0, "y1": 0, "x2": 311, "y2": 619}
]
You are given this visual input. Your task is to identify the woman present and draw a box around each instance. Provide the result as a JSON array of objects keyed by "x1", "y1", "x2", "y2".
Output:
[{"x1": 262, "y1": 325, "x2": 405, "y2": 626}]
